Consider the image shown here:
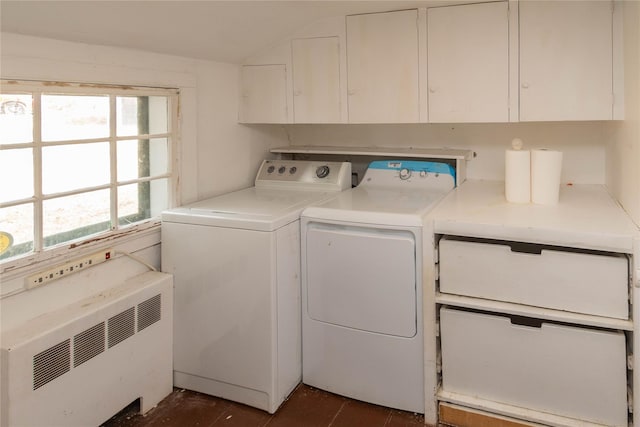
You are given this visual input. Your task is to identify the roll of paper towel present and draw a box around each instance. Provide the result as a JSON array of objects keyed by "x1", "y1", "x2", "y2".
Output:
[
  {"x1": 505, "y1": 138, "x2": 530, "y2": 203},
  {"x1": 531, "y1": 149, "x2": 563, "y2": 205}
]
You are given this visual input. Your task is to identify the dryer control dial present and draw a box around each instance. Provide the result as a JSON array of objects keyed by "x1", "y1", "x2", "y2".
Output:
[
  {"x1": 316, "y1": 165, "x2": 330, "y2": 179},
  {"x1": 399, "y1": 168, "x2": 412, "y2": 180}
]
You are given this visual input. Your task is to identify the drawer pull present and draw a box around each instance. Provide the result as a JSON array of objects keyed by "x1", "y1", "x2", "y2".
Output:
[
  {"x1": 508, "y1": 242, "x2": 543, "y2": 255},
  {"x1": 509, "y1": 315, "x2": 542, "y2": 328}
]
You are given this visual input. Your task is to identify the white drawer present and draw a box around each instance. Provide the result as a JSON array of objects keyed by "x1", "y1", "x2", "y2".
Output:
[
  {"x1": 440, "y1": 308, "x2": 628, "y2": 427},
  {"x1": 439, "y1": 237, "x2": 629, "y2": 319}
]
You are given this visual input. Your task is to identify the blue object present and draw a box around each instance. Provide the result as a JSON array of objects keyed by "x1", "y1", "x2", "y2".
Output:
[{"x1": 367, "y1": 160, "x2": 456, "y2": 182}]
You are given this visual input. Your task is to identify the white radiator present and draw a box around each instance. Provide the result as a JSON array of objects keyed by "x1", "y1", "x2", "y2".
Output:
[{"x1": 0, "y1": 271, "x2": 173, "y2": 426}]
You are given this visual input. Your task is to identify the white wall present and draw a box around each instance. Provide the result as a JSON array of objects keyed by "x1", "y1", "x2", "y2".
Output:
[
  {"x1": 608, "y1": 0, "x2": 640, "y2": 226},
  {"x1": 193, "y1": 61, "x2": 288, "y2": 200},
  {"x1": 0, "y1": 33, "x2": 289, "y2": 300},
  {"x1": 286, "y1": 121, "x2": 613, "y2": 185}
]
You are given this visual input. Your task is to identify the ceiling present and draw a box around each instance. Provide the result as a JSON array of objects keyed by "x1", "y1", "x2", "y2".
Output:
[{"x1": 0, "y1": 1, "x2": 464, "y2": 64}]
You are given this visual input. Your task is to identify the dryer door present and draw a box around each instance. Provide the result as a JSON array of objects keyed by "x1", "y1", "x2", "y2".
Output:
[{"x1": 305, "y1": 223, "x2": 417, "y2": 337}]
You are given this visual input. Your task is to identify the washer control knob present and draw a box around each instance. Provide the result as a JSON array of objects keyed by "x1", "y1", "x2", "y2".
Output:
[
  {"x1": 278, "y1": 166, "x2": 286, "y2": 174},
  {"x1": 419, "y1": 171, "x2": 427, "y2": 178},
  {"x1": 289, "y1": 166, "x2": 297, "y2": 175},
  {"x1": 399, "y1": 168, "x2": 412, "y2": 180},
  {"x1": 267, "y1": 165, "x2": 275, "y2": 174},
  {"x1": 316, "y1": 165, "x2": 330, "y2": 179}
]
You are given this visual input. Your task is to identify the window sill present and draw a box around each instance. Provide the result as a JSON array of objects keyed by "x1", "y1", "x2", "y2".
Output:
[{"x1": 0, "y1": 220, "x2": 161, "y2": 286}]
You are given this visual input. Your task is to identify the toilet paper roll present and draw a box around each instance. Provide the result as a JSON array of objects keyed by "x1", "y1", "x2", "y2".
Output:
[
  {"x1": 531, "y1": 149, "x2": 563, "y2": 205},
  {"x1": 505, "y1": 149, "x2": 531, "y2": 203}
]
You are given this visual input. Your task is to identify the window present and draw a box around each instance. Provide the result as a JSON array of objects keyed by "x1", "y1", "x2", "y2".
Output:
[{"x1": 0, "y1": 81, "x2": 178, "y2": 264}]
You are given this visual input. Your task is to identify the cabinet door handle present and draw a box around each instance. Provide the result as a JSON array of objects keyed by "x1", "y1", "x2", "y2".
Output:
[
  {"x1": 429, "y1": 87, "x2": 436, "y2": 94},
  {"x1": 347, "y1": 89, "x2": 356, "y2": 96},
  {"x1": 509, "y1": 315, "x2": 542, "y2": 328},
  {"x1": 521, "y1": 82, "x2": 530, "y2": 89},
  {"x1": 294, "y1": 90, "x2": 302, "y2": 96}
]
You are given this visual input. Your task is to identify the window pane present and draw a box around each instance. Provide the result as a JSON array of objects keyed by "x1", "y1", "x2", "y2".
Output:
[
  {"x1": 42, "y1": 95, "x2": 109, "y2": 141},
  {"x1": 149, "y1": 138, "x2": 169, "y2": 176},
  {"x1": 0, "y1": 93, "x2": 33, "y2": 144},
  {"x1": 42, "y1": 142, "x2": 110, "y2": 194},
  {"x1": 43, "y1": 190, "x2": 110, "y2": 247},
  {"x1": 117, "y1": 138, "x2": 168, "y2": 182},
  {"x1": 0, "y1": 203, "x2": 34, "y2": 261},
  {"x1": 118, "y1": 178, "x2": 168, "y2": 226},
  {"x1": 0, "y1": 148, "x2": 33, "y2": 203},
  {"x1": 116, "y1": 139, "x2": 139, "y2": 182},
  {"x1": 117, "y1": 96, "x2": 168, "y2": 137}
]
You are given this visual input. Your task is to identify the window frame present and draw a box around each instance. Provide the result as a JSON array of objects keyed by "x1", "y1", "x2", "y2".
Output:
[{"x1": 0, "y1": 80, "x2": 180, "y2": 271}]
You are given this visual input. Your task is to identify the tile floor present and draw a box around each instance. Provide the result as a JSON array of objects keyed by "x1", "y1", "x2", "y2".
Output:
[{"x1": 101, "y1": 384, "x2": 426, "y2": 427}]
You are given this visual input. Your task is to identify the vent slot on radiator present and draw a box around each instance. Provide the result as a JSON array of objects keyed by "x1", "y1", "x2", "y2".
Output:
[
  {"x1": 30, "y1": 293, "x2": 162, "y2": 391},
  {"x1": 108, "y1": 307, "x2": 135, "y2": 348},
  {"x1": 74, "y1": 322, "x2": 106, "y2": 368},
  {"x1": 138, "y1": 294, "x2": 161, "y2": 332},
  {"x1": 33, "y1": 339, "x2": 70, "y2": 390}
]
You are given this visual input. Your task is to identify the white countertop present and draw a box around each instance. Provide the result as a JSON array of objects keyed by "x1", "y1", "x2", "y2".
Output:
[{"x1": 431, "y1": 180, "x2": 639, "y2": 253}]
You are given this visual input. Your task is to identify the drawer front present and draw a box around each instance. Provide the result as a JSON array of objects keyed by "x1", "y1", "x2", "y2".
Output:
[
  {"x1": 439, "y1": 237, "x2": 629, "y2": 319},
  {"x1": 440, "y1": 308, "x2": 628, "y2": 426}
]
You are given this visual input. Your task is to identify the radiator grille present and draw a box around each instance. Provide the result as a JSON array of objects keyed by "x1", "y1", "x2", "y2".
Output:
[
  {"x1": 107, "y1": 307, "x2": 135, "y2": 348},
  {"x1": 73, "y1": 322, "x2": 105, "y2": 367},
  {"x1": 137, "y1": 294, "x2": 161, "y2": 332},
  {"x1": 28, "y1": 286, "x2": 166, "y2": 394},
  {"x1": 33, "y1": 339, "x2": 71, "y2": 390}
]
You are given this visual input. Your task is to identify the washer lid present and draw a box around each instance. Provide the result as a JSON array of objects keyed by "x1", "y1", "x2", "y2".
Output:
[
  {"x1": 189, "y1": 187, "x2": 322, "y2": 216},
  {"x1": 162, "y1": 187, "x2": 335, "y2": 231}
]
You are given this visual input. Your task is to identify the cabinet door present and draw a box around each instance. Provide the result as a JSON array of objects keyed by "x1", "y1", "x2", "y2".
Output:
[
  {"x1": 239, "y1": 64, "x2": 287, "y2": 123},
  {"x1": 519, "y1": 1, "x2": 613, "y2": 121},
  {"x1": 427, "y1": 2, "x2": 509, "y2": 123},
  {"x1": 292, "y1": 37, "x2": 341, "y2": 123},
  {"x1": 346, "y1": 10, "x2": 420, "y2": 123}
]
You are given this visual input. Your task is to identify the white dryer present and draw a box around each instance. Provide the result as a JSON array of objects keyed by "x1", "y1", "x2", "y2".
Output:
[
  {"x1": 301, "y1": 160, "x2": 456, "y2": 413},
  {"x1": 161, "y1": 159, "x2": 351, "y2": 414}
]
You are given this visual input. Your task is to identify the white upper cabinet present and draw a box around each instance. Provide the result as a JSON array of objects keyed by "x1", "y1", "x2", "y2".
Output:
[
  {"x1": 427, "y1": 2, "x2": 509, "y2": 123},
  {"x1": 292, "y1": 37, "x2": 341, "y2": 123},
  {"x1": 238, "y1": 2, "x2": 621, "y2": 124},
  {"x1": 519, "y1": 1, "x2": 614, "y2": 121},
  {"x1": 239, "y1": 64, "x2": 288, "y2": 124},
  {"x1": 346, "y1": 10, "x2": 420, "y2": 123}
]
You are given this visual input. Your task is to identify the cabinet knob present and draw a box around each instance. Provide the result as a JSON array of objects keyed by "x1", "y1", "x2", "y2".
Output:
[
  {"x1": 294, "y1": 90, "x2": 302, "y2": 96},
  {"x1": 429, "y1": 87, "x2": 436, "y2": 94},
  {"x1": 347, "y1": 89, "x2": 356, "y2": 96},
  {"x1": 521, "y1": 82, "x2": 530, "y2": 89}
]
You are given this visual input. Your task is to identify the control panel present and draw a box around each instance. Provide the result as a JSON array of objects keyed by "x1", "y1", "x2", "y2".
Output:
[
  {"x1": 360, "y1": 160, "x2": 456, "y2": 191},
  {"x1": 255, "y1": 160, "x2": 352, "y2": 191}
]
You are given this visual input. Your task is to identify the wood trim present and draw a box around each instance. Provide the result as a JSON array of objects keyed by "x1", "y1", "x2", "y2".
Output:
[{"x1": 439, "y1": 403, "x2": 538, "y2": 427}]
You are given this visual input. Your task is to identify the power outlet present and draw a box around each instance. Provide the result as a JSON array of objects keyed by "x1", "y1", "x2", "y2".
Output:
[{"x1": 25, "y1": 248, "x2": 114, "y2": 289}]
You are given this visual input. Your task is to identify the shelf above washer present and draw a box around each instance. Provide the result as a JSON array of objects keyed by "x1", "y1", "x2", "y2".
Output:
[{"x1": 270, "y1": 145, "x2": 475, "y2": 161}]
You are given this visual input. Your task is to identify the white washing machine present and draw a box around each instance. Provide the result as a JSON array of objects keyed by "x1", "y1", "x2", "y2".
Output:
[
  {"x1": 301, "y1": 160, "x2": 456, "y2": 414},
  {"x1": 161, "y1": 159, "x2": 351, "y2": 414}
]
